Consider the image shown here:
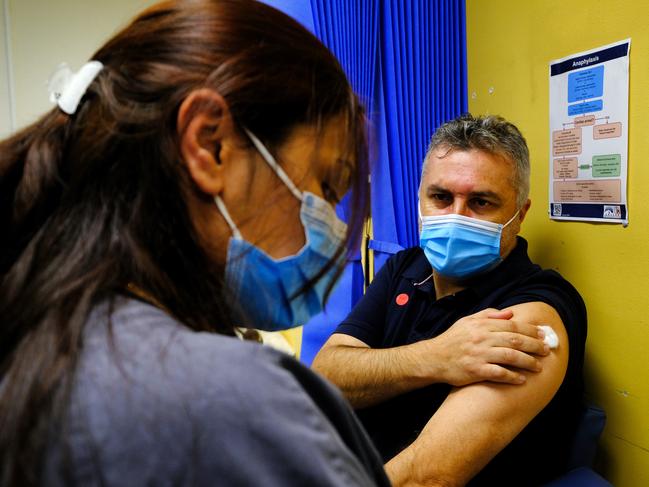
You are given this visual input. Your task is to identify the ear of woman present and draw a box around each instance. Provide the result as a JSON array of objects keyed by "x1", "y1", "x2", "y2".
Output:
[{"x1": 178, "y1": 89, "x2": 235, "y2": 196}]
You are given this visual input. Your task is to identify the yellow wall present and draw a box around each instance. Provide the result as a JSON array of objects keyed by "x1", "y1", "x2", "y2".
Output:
[{"x1": 466, "y1": 1, "x2": 649, "y2": 485}]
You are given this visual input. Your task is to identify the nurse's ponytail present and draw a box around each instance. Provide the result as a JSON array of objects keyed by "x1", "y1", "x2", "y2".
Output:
[{"x1": 0, "y1": 111, "x2": 71, "y2": 274}]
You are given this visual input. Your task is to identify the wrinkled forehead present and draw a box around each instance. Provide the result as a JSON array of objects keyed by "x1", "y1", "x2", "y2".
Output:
[{"x1": 420, "y1": 145, "x2": 520, "y2": 201}]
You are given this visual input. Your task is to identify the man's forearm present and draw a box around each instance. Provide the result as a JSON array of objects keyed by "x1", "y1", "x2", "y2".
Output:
[
  {"x1": 312, "y1": 340, "x2": 439, "y2": 408},
  {"x1": 313, "y1": 308, "x2": 549, "y2": 409}
]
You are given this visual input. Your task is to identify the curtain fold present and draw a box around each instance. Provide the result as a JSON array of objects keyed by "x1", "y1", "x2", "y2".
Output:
[{"x1": 371, "y1": 0, "x2": 468, "y2": 273}]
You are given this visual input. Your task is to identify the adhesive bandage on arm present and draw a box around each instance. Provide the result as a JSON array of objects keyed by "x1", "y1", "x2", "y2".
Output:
[{"x1": 538, "y1": 325, "x2": 559, "y2": 349}]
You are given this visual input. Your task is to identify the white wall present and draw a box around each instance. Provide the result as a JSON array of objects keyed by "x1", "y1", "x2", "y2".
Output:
[{"x1": 5, "y1": 0, "x2": 156, "y2": 132}]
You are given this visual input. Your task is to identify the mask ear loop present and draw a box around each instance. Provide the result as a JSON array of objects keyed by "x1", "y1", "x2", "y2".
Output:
[
  {"x1": 244, "y1": 129, "x2": 303, "y2": 201},
  {"x1": 214, "y1": 195, "x2": 242, "y2": 240},
  {"x1": 502, "y1": 208, "x2": 522, "y2": 229},
  {"x1": 414, "y1": 273, "x2": 434, "y2": 287}
]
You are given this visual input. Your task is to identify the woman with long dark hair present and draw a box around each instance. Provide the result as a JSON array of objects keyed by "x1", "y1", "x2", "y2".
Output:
[{"x1": 0, "y1": 1, "x2": 388, "y2": 485}]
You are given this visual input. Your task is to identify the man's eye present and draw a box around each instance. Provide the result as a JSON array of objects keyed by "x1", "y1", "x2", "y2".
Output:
[
  {"x1": 432, "y1": 193, "x2": 451, "y2": 203},
  {"x1": 472, "y1": 198, "x2": 491, "y2": 208}
]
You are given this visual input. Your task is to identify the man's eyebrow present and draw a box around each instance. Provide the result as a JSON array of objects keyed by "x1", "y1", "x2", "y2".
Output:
[
  {"x1": 468, "y1": 190, "x2": 503, "y2": 202},
  {"x1": 424, "y1": 184, "x2": 451, "y2": 194},
  {"x1": 424, "y1": 185, "x2": 503, "y2": 202}
]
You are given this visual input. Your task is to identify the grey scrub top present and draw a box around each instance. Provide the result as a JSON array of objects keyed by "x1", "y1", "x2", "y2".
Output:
[{"x1": 43, "y1": 297, "x2": 389, "y2": 486}]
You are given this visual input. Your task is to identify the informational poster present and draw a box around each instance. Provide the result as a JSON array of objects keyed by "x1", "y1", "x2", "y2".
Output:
[{"x1": 549, "y1": 39, "x2": 630, "y2": 225}]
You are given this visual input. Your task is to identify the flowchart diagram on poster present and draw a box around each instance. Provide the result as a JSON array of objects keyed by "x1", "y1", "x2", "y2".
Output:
[{"x1": 549, "y1": 39, "x2": 630, "y2": 224}]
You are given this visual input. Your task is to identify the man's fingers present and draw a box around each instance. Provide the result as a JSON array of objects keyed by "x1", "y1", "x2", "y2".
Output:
[
  {"x1": 473, "y1": 307, "x2": 513, "y2": 320},
  {"x1": 479, "y1": 364, "x2": 527, "y2": 385},
  {"x1": 486, "y1": 319, "x2": 543, "y2": 339},
  {"x1": 489, "y1": 347, "x2": 542, "y2": 373},
  {"x1": 484, "y1": 308, "x2": 513, "y2": 320},
  {"x1": 498, "y1": 332, "x2": 550, "y2": 356}
]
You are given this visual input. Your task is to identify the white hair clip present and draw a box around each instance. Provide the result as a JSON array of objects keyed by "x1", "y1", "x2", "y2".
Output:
[{"x1": 47, "y1": 61, "x2": 103, "y2": 115}]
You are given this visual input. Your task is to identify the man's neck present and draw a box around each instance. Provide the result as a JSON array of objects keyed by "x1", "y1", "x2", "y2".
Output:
[
  {"x1": 431, "y1": 238, "x2": 520, "y2": 299},
  {"x1": 432, "y1": 273, "x2": 466, "y2": 299}
]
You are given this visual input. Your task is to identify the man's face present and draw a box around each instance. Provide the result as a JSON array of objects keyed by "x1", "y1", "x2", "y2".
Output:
[{"x1": 419, "y1": 146, "x2": 530, "y2": 259}]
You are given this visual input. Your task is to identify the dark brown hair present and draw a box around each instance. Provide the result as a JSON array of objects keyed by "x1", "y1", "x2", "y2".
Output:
[{"x1": 0, "y1": 1, "x2": 368, "y2": 484}]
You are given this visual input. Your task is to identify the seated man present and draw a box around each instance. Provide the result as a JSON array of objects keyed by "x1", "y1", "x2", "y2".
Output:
[{"x1": 313, "y1": 114, "x2": 586, "y2": 486}]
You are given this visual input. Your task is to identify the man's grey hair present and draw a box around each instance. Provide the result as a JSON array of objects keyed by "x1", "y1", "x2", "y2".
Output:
[{"x1": 423, "y1": 114, "x2": 530, "y2": 208}]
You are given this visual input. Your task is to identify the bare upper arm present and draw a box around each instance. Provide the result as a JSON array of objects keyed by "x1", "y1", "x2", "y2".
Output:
[
  {"x1": 442, "y1": 301, "x2": 569, "y2": 435},
  {"x1": 387, "y1": 301, "x2": 569, "y2": 486}
]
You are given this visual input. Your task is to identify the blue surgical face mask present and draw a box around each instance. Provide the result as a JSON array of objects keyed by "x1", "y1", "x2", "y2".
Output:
[
  {"x1": 419, "y1": 204, "x2": 520, "y2": 280},
  {"x1": 214, "y1": 129, "x2": 347, "y2": 331}
]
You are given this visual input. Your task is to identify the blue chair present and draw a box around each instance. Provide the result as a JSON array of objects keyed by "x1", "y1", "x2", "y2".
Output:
[
  {"x1": 566, "y1": 403, "x2": 607, "y2": 470},
  {"x1": 543, "y1": 403, "x2": 611, "y2": 486},
  {"x1": 543, "y1": 467, "x2": 612, "y2": 487}
]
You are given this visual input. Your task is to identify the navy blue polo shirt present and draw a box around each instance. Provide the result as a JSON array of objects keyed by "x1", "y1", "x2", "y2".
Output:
[{"x1": 334, "y1": 237, "x2": 587, "y2": 486}]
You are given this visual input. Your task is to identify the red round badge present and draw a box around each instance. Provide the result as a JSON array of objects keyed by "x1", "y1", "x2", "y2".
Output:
[{"x1": 395, "y1": 293, "x2": 409, "y2": 306}]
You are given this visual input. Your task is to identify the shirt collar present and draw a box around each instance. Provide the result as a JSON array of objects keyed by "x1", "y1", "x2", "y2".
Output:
[
  {"x1": 402, "y1": 249, "x2": 435, "y2": 294},
  {"x1": 466, "y1": 237, "x2": 538, "y2": 298},
  {"x1": 404, "y1": 237, "x2": 538, "y2": 298}
]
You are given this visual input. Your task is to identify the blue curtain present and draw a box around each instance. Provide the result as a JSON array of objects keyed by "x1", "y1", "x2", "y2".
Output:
[
  {"x1": 258, "y1": 0, "x2": 316, "y2": 32},
  {"x1": 259, "y1": 0, "x2": 467, "y2": 364},
  {"x1": 310, "y1": 0, "x2": 379, "y2": 112},
  {"x1": 370, "y1": 0, "x2": 468, "y2": 271}
]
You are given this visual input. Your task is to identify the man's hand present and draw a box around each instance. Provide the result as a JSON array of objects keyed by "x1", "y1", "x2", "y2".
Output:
[
  {"x1": 385, "y1": 302, "x2": 569, "y2": 487},
  {"x1": 313, "y1": 307, "x2": 549, "y2": 408},
  {"x1": 421, "y1": 308, "x2": 550, "y2": 387}
]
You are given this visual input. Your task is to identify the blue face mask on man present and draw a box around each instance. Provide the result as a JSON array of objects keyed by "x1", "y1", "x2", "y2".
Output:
[
  {"x1": 419, "y1": 204, "x2": 520, "y2": 280},
  {"x1": 214, "y1": 129, "x2": 347, "y2": 331}
]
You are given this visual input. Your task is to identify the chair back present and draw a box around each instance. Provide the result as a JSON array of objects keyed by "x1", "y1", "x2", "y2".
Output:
[{"x1": 566, "y1": 402, "x2": 607, "y2": 470}]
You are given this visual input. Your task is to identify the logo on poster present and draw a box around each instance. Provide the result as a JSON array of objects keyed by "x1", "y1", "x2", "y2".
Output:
[
  {"x1": 603, "y1": 205, "x2": 621, "y2": 219},
  {"x1": 553, "y1": 204, "x2": 562, "y2": 216}
]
